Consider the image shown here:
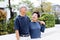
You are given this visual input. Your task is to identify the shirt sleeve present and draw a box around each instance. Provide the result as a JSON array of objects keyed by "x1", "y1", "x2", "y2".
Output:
[
  {"x1": 14, "y1": 18, "x2": 20, "y2": 30},
  {"x1": 27, "y1": 16, "x2": 31, "y2": 22},
  {"x1": 40, "y1": 24, "x2": 45, "y2": 33},
  {"x1": 27, "y1": 17, "x2": 31, "y2": 35},
  {"x1": 38, "y1": 21, "x2": 45, "y2": 32}
]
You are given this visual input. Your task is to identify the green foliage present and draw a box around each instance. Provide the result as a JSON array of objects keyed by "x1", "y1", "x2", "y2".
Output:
[
  {"x1": 19, "y1": 0, "x2": 34, "y2": 12},
  {"x1": 41, "y1": 2, "x2": 52, "y2": 12},
  {"x1": 0, "y1": 10, "x2": 16, "y2": 35},
  {"x1": 0, "y1": 0, "x2": 4, "y2": 2},
  {"x1": 0, "y1": 17, "x2": 15, "y2": 35},
  {"x1": 54, "y1": 12, "x2": 60, "y2": 24},
  {"x1": 7, "y1": 12, "x2": 17, "y2": 34},
  {"x1": 0, "y1": 10, "x2": 7, "y2": 35},
  {"x1": 26, "y1": 11, "x2": 32, "y2": 19},
  {"x1": 55, "y1": 19, "x2": 60, "y2": 24},
  {"x1": 39, "y1": 13, "x2": 55, "y2": 28},
  {"x1": 0, "y1": 22, "x2": 8, "y2": 35},
  {"x1": 7, "y1": 19, "x2": 15, "y2": 34}
]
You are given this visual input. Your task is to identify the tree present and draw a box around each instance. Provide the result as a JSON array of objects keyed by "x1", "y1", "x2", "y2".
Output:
[
  {"x1": 20, "y1": 0, "x2": 34, "y2": 12},
  {"x1": 8, "y1": 0, "x2": 14, "y2": 19},
  {"x1": 0, "y1": 0, "x2": 4, "y2": 2},
  {"x1": 41, "y1": 2, "x2": 52, "y2": 13},
  {"x1": 0, "y1": 0, "x2": 14, "y2": 19}
]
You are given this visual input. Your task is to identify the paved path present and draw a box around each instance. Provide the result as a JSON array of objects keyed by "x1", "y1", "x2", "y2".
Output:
[
  {"x1": 41, "y1": 24, "x2": 60, "y2": 40},
  {"x1": 0, "y1": 24, "x2": 60, "y2": 40}
]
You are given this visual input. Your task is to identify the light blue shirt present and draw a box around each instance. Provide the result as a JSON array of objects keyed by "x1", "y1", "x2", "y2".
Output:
[{"x1": 30, "y1": 22, "x2": 41, "y2": 39}]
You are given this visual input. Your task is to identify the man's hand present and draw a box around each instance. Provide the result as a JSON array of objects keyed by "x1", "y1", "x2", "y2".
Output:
[{"x1": 15, "y1": 30, "x2": 20, "y2": 40}]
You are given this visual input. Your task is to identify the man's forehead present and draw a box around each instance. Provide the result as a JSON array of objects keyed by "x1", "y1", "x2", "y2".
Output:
[
  {"x1": 19, "y1": 4, "x2": 27, "y2": 8},
  {"x1": 20, "y1": 6, "x2": 27, "y2": 9}
]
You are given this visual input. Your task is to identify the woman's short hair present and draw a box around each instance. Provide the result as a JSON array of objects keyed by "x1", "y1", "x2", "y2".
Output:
[{"x1": 32, "y1": 12, "x2": 40, "y2": 18}]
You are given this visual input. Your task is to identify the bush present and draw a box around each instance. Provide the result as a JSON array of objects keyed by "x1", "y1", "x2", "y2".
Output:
[
  {"x1": 26, "y1": 11, "x2": 32, "y2": 19},
  {"x1": 7, "y1": 12, "x2": 17, "y2": 34},
  {"x1": 0, "y1": 18, "x2": 15, "y2": 35},
  {"x1": 7, "y1": 19, "x2": 15, "y2": 34},
  {"x1": 0, "y1": 22, "x2": 8, "y2": 35},
  {"x1": 39, "y1": 13, "x2": 55, "y2": 28},
  {"x1": 0, "y1": 10, "x2": 16, "y2": 35},
  {"x1": 55, "y1": 19, "x2": 60, "y2": 24},
  {"x1": 0, "y1": 10, "x2": 7, "y2": 35}
]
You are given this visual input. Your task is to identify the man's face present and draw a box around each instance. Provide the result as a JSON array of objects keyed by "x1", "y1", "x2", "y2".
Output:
[{"x1": 20, "y1": 7, "x2": 27, "y2": 14}]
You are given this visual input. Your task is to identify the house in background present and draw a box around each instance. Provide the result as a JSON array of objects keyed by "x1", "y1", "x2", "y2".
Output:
[{"x1": 52, "y1": 5, "x2": 60, "y2": 20}]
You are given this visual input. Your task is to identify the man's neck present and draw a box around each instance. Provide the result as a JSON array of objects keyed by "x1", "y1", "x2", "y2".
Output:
[{"x1": 20, "y1": 14, "x2": 26, "y2": 17}]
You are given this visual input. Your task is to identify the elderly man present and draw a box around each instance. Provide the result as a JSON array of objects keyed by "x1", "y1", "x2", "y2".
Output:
[{"x1": 14, "y1": 5, "x2": 30, "y2": 40}]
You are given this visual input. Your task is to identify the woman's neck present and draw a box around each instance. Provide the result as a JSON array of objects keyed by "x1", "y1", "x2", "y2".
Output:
[{"x1": 31, "y1": 20, "x2": 37, "y2": 22}]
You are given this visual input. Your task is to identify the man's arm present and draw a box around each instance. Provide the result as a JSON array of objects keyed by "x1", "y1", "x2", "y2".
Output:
[
  {"x1": 14, "y1": 18, "x2": 20, "y2": 40},
  {"x1": 15, "y1": 30, "x2": 20, "y2": 40}
]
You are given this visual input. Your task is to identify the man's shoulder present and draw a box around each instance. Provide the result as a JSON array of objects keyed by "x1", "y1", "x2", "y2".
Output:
[
  {"x1": 25, "y1": 16, "x2": 29, "y2": 19},
  {"x1": 15, "y1": 15, "x2": 20, "y2": 20},
  {"x1": 26, "y1": 16, "x2": 31, "y2": 22}
]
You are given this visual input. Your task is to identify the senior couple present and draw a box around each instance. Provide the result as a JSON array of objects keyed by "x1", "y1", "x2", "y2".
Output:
[{"x1": 14, "y1": 5, "x2": 45, "y2": 40}]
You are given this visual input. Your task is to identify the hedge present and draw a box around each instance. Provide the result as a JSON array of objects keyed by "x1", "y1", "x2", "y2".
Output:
[
  {"x1": 55, "y1": 19, "x2": 60, "y2": 24},
  {"x1": 26, "y1": 11, "x2": 32, "y2": 19},
  {"x1": 0, "y1": 10, "x2": 7, "y2": 35},
  {"x1": 0, "y1": 11, "x2": 16, "y2": 35},
  {"x1": 7, "y1": 12, "x2": 17, "y2": 34},
  {"x1": 39, "y1": 13, "x2": 55, "y2": 28}
]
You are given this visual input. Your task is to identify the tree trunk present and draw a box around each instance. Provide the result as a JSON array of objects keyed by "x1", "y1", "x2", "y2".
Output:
[{"x1": 8, "y1": 0, "x2": 13, "y2": 19}]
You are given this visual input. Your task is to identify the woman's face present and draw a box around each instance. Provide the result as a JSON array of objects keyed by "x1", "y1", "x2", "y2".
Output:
[{"x1": 32, "y1": 13, "x2": 38, "y2": 21}]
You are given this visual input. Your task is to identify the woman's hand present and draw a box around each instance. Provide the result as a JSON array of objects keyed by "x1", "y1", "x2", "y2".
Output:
[{"x1": 40, "y1": 21, "x2": 45, "y2": 25}]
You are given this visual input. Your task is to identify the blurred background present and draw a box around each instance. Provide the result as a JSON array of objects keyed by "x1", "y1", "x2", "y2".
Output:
[{"x1": 0, "y1": 0, "x2": 60, "y2": 35}]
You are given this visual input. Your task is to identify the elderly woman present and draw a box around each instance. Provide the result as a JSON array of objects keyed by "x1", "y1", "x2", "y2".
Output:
[{"x1": 29, "y1": 12, "x2": 45, "y2": 40}]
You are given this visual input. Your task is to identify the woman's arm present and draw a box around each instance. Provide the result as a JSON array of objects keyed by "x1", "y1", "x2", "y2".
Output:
[
  {"x1": 15, "y1": 30, "x2": 20, "y2": 40},
  {"x1": 39, "y1": 21, "x2": 45, "y2": 32}
]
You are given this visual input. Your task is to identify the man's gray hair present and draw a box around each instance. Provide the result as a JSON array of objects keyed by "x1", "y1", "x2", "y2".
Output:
[{"x1": 19, "y1": 4, "x2": 28, "y2": 10}]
